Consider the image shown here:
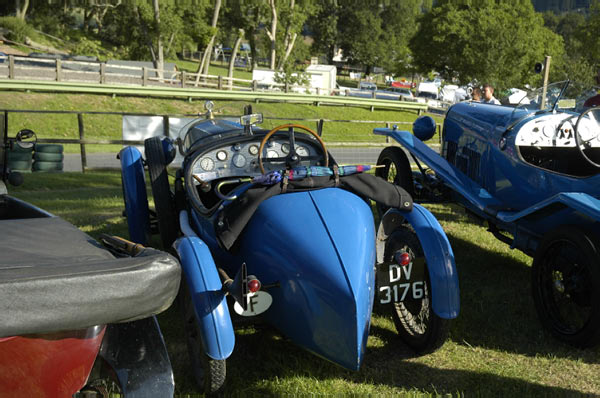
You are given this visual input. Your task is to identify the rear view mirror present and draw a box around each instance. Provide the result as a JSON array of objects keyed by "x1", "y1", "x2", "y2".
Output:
[{"x1": 240, "y1": 113, "x2": 263, "y2": 126}]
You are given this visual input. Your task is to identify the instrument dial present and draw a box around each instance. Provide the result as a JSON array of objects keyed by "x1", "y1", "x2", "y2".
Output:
[
  {"x1": 267, "y1": 150, "x2": 279, "y2": 158},
  {"x1": 232, "y1": 154, "x2": 246, "y2": 168},
  {"x1": 296, "y1": 146, "x2": 309, "y2": 157},
  {"x1": 248, "y1": 145, "x2": 259, "y2": 155},
  {"x1": 200, "y1": 157, "x2": 215, "y2": 171},
  {"x1": 216, "y1": 150, "x2": 228, "y2": 161},
  {"x1": 281, "y1": 143, "x2": 290, "y2": 154}
]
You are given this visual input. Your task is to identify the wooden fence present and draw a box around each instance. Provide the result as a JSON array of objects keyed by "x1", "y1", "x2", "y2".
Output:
[{"x1": 1, "y1": 109, "x2": 441, "y2": 172}]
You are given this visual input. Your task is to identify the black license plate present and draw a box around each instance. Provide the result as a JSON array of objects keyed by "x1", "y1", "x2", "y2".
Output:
[{"x1": 377, "y1": 257, "x2": 426, "y2": 304}]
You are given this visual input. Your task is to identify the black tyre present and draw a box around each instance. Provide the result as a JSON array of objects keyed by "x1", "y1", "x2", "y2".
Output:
[
  {"x1": 532, "y1": 226, "x2": 600, "y2": 348},
  {"x1": 34, "y1": 152, "x2": 64, "y2": 162},
  {"x1": 180, "y1": 280, "x2": 226, "y2": 396},
  {"x1": 145, "y1": 137, "x2": 178, "y2": 249},
  {"x1": 8, "y1": 160, "x2": 32, "y2": 171},
  {"x1": 8, "y1": 145, "x2": 33, "y2": 154},
  {"x1": 376, "y1": 146, "x2": 414, "y2": 219},
  {"x1": 34, "y1": 143, "x2": 63, "y2": 153},
  {"x1": 7, "y1": 152, "x2": 32, "y2": 162},
  {"x1": 32, "y1": 161, "x2": 63, "y2": 172},
  {"x1": 383, "y1": 225, "x2": 450, "y2": 354}
]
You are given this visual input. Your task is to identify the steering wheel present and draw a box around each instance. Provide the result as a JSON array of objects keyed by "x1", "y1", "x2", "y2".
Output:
[
  {"x1": 258, "y1": 124, "x2": 328, "y2": 174},
  {"x1": 574, "y1": 107, "x2": 600, "y2": 168}
]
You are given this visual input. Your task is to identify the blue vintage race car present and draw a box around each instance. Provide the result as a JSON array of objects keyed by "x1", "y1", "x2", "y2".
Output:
[
  {"x1": 119, "y1": 102, "x2": 460, "y2": 395},
  {"x1": 375, "y1": 80, "x2": 600, "y2": 348}
]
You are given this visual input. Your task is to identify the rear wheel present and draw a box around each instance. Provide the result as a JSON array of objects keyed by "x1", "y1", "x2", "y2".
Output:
[
  {"x1": 180, "y1": 281, "x2": 226, "y2": 396},
  {"x1": 145, "y1": 137, "x2": 178, "y2": 249},
  {"x1": 383, "y1": 225, "x2": 449, "y2": 354},
  {"x1": 376, "y1": 146, "x2": 414, "y2": 219},
  {"x1": 532, "y1": 226, "x2": 600, "y2": 348}
]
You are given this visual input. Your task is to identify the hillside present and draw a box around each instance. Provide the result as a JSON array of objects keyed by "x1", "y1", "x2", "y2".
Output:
[{"x1": 0, "y1": 91, "x2": 438, "y2": 153}]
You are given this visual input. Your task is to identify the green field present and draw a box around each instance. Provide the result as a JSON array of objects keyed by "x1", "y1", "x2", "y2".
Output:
[
  {"x1": 0, "y1": 91, "x2": 440, "y2": 154},
  {"x1": 8, "y1": 170, "x2": 600, "y2": 397}
]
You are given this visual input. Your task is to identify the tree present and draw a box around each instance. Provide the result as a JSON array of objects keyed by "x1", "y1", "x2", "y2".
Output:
[
  {"x1": 261, "y1": 0, "x2": 315, "y2": 70},
  {"x1": 195, "y1": 0, "x2": 221, "y2": 83},
  {"x1": 15, "y1": 0, "x2": 29, "y2": 20},
  {"x1": 337, "y1": 1, "x2": 387, "y2": 75},
  {"x1": 307, "y1": 0, "x2": 339, "y2": 63},
  {"x1": 334, "y1": 0, "x2": 425, "y2": 77},
  {"x1": 577, "y1": 0, "x2": 600, "y2": 73},
  {"x1": 409, "y1": 1, "x2": 565, "y2": 90}
]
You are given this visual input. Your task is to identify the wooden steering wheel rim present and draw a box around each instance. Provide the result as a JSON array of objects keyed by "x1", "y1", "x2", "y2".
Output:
[{"x1": 258, "y1": 123, "x2": 329, "y2": 174}]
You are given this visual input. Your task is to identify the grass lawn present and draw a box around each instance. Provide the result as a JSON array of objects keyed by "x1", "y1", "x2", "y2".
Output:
[
  {"x1": 0, "y1": 91, "x2": 441, "y2": 154},
  {"x1": 8, "y1": 170, "x2": 600, "y2": 397}
]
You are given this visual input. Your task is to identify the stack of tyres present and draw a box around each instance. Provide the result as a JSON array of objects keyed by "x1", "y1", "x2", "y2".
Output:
[
  {"x1": 7, "y1": 145, "x2": 33, "y2": 172},
  {"x1": 33, "y1": 144, "x2": 64, "y2": 172}
]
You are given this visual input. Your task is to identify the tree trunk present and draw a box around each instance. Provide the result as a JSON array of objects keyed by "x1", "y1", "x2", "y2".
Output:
[
  {"x1": 277, "y1": 0, "x2": 296, "y2": 70},
  {"x1": 195, "y1": 0, "x2": 222, "y2": 85},
  {"x1": 266, "y1": 0, "x2": 277, "y2": 70},
  {"x1": 278, "y1": 33, "x2": 297, "y2": 70},
  {"x1": 152, "y1": 0, "x2": 164, "y2": 81},
  {"x1": 15, "y1": 0, "x2": 30, "y2": 20},
  {"x1": 227, "y1": 29, "x2": 244, "y2": 90},
  {"x1": 195, "y1": 35, "x2": 215, "y2": 86}
]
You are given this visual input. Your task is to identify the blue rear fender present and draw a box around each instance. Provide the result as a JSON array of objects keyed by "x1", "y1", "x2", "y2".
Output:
[
  {"x1": 377, "y1": 205, "x2": 460, "y2": 319},
  {"x1": 174, "y1": 236, "x2": 235, "y2": 360},
  {"x1": 119, "y1": 146, "x2": 150, "y2": 245}
]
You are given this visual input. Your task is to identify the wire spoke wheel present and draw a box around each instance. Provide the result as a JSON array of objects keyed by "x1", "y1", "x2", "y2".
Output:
[
  {"x1": 383, "y1": 226, "x2": 449, "y2": 354},
  {"x1": 180, "y1": 280, "x2": 226, "y2": 397},
  {"x1": 532, "y1": 226, "x2": 600, "y2": 347}
]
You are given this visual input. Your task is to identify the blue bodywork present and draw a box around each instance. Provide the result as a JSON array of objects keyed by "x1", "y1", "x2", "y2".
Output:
[
  {"x1": 378, "y1": 205, "x2": 459, "y2": 319},
  {"x1": 375, "y1": 99, "x2": 600, "y2": 256},
  {"x1": 174, "y1": 235, "x2": 235, "y2": 360},
  {"x1": 120, "y1": 112, "x2": 460, "y2": 372}
]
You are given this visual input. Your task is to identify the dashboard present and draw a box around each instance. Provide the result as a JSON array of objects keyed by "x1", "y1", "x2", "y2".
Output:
[
  {"x1": 190, "y1": 137, "x2": 321, "y2": 183},
  {"x1": 515, "y1": 113, "x2": 600, "y2": 148}
]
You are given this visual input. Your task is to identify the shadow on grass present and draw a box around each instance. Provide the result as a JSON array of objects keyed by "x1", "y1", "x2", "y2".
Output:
[
  {"x1": 174, "y1": 320, "x2": 587, "y2": 397},
  {"x1": 446, "y1": 233, "x2": 600, "y2": 365}
]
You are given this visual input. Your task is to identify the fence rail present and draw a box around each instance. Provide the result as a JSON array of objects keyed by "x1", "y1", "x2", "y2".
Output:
[
  {"x1": 1, "y1": 108, "x2": 441, "y2": 172},
  {"x1": 0, "y1": 54, "x2": 429, "y2": 113}
]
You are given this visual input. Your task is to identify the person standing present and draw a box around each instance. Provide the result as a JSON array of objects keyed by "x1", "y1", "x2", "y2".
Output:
[
  {"x1": 481, "y1": 84, "x2": 500, "y2": 105},
  {"x1": 472, "y1": 87, "x2": 482, "y2": 101}
]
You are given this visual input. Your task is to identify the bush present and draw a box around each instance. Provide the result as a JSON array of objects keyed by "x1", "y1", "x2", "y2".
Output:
[
  {"x1": 0, "y1": 17, "x2": 34, "y2": 43},
  {"x1": 73, "y1": 37, "x2": 104, "y2": 59}
]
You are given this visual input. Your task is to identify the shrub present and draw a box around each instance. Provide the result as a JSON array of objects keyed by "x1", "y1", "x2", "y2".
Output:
[{"x1": 0, "y1": 17, "x2": 34, "y2": 43}]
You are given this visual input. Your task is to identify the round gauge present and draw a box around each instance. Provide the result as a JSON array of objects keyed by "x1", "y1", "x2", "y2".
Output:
[
  {"x1": 232, "y1": 154, "x2": 246, "y2": 168},
  {"x1": 248, "y1": 145, "x2": 259, "y2": 155},
  {"x1": 200, "y1": 157, "x2": 215, "y2": 171},
  {"x1": 281, "y1": 143, "x2": 290, "y2": 154},
  {"x1": 216, "y1": 150, "x2": 228, "y2": 161},
  {"x1": 296, "y1": 146, "x2": 309, "y2": 157},
  {"x1": 542, "y1": 124, "x2": 555, "y2": 138},
  {"x1": 267, "y1": 150, "x2": 279, "y2": 158}
]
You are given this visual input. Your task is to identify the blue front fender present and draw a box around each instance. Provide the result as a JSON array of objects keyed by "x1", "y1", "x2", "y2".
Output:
[
  {"x1": 377, "y1": 204, "x2": 460, "y2": 319},
  {"x1": 119, "y1": 146, "x2": 150, "y2": 245},
  {"x1": 174, "y1": 237, "x2": 235, "y2": 360}
]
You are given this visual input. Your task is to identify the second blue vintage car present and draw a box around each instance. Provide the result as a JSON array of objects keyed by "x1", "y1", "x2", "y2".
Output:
[
  {"x1": 119, "y1": 102, "x2": 460, "y2": 395},
  {"x1": 375, "y1": 80, "x2": 600, "y2": 348}
]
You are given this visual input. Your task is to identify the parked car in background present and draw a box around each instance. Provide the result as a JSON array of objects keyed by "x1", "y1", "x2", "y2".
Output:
[
  {"x1": 416, "y1": 81, "x2": 439, "y2": 100},
  {"x1": 387, "y1": 86, "x2": 415, "y2": 101},
  {"x1": 358, "y1": 81, "x2": 377, "y2": 91},
  {"x1": 391, "y1": 80, "x2": 416, "y2": 89}
]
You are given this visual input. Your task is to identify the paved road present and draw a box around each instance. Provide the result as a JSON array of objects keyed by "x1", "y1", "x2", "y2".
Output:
[{"x1": 63, "y1": 145, "x2": 441, "y2": 172}]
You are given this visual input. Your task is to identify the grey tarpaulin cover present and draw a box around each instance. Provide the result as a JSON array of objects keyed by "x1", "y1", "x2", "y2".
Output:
[{"x1": 0, "y1": 216, "x2": 181, "y2": 337}]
